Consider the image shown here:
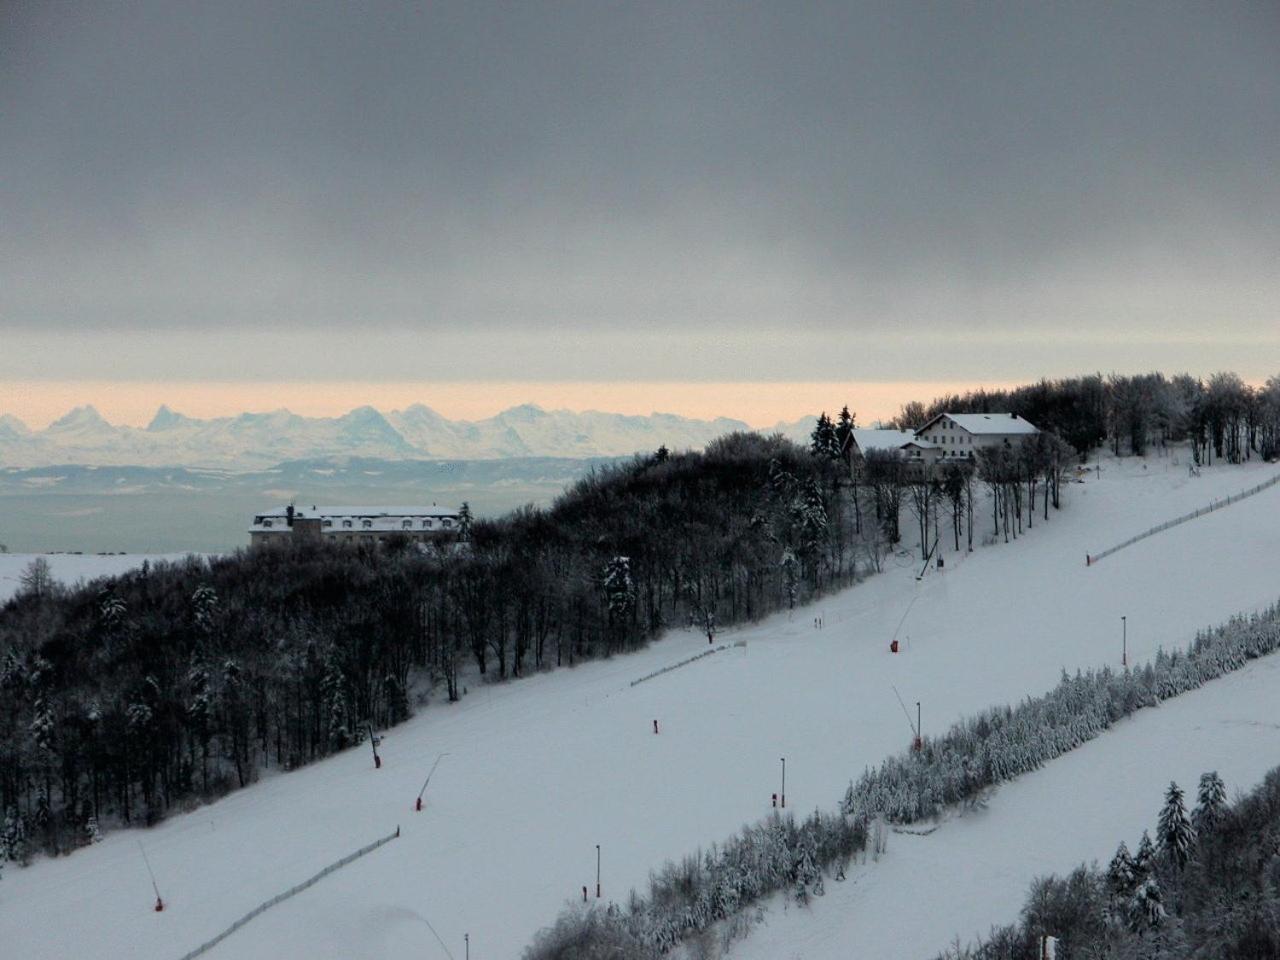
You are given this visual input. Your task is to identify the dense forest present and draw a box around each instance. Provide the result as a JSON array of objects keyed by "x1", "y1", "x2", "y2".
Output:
[
  {"x1": 0, "y1": 432, "x2": 866, "y2": 858},
  {"x1": 937, "y1": 765, "x2": 1280, "y2": 960}
]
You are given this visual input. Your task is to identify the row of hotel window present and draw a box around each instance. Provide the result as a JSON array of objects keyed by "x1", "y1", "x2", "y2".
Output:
[{"x1": 260, "y1": 517, "x2": 453, "y2": 530}]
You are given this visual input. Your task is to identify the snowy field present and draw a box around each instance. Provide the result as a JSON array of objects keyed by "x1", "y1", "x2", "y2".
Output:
[
  {"x1": 2, "y1": 451, "x2": 1279, "y2": 960},
  {"x1": 0, "y1": 551, "x2": 196, "y2": 605}
]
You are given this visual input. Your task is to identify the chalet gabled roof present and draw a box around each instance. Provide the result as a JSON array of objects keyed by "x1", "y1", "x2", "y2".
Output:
[{"x1": 915, "y1": 413, "x2": 1038, "y2": 436}]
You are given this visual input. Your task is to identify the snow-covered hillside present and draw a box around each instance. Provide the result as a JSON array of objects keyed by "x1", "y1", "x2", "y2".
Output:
[
  {"x1": 0, "y1": 403, "x2": 770, "y2": 468},
  {"x1": 2, "y1": 452, "x2": 1278, "y2": 960}
]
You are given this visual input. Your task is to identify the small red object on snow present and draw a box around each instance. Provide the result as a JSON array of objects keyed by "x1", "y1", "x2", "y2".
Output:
[
  {"x1": 582, "y1": 885, "x2": 588, "y2": 902},
  {"x1": 154, "y1": 897, "x2": 165, "y2": 912},
  {"x1": 890, "y1": 639, "x2": 899, "y2": 653},
  {"x1": 415, "y1": 796, "x2": 423, "y2": 812}
]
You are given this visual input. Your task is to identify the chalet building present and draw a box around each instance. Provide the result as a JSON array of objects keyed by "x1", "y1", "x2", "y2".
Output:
[
  {"x1": 913, "y1": 413, "x2": 1039, "y2": 461},
  {"x1": 848, "y1": 413, "x2": 1039, "y2": 478},
  {"x1": 250, "y1": 505, "x2": 462, "y2": 547}
]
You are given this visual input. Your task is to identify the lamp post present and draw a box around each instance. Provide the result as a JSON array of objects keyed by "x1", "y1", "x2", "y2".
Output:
[
  {"x1": 915, "y1": 701, "x2": 923, "y2": 751},
  {"x1": 780, "y1": 757, "x2": 786, "y2": 809},
  {"x1": 596, "y1": 844, "x2": 601, "y2": 898},
  {"x1": 465, "y1": 933, "x2": 469, "y2": 960},
  {"x1": 1122, "y1": 616, "x2": 1127, "y2": 667}
]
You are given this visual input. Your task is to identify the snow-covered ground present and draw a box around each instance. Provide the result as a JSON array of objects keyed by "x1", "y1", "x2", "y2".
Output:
[
  {"x1": 2, "y1": 451, "x2": 1278, "y2": 960},
  {"x1": 0, "y1": 552, "x2": 197, "y2": 605},
  {"x1": 728, "y1": 651, "x2": 1280, "y2": 960}
]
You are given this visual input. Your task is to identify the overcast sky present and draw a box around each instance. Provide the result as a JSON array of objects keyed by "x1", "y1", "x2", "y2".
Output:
[{"x1": 2, "y1": 1, "x2": 1277, "y2": 420}]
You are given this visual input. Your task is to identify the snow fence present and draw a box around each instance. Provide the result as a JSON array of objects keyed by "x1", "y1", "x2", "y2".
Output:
[
  {"x1": 175, "y1": 826, "x2": 400, "y2": 960},
  {"x1": 1086, "y1": 469, "x2": 1280, "y2": 566}
]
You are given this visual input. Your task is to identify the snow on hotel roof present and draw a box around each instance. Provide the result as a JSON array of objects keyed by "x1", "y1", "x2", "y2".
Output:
[
  {"x1": 255, "y1": 505, "x2": 459, "y2": 519},
  {"x1": 919, "y1": 413, "x2": 1039, "y2": 435},
  {"x1": 250, "y1": 505, "x2": 461, "y2": 533}
]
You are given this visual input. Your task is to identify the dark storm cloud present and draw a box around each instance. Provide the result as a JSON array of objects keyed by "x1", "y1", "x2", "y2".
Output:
[{"x1": 1, "y1": 1, "x2": 1277, "y2": 376}]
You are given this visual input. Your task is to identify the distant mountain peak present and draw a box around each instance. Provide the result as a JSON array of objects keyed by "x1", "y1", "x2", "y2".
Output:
[
  {"x1": 498, "y1": 403, "x2": 548, "y2": 421},
  {"x1": 0, "y1": 413, "x2": 30, "y2": 437},
  {"x1": 48, "y1": 405, "x2": 109, "y2": 430},
  {"x1": 147, "y1": 404, "x2": 190, "y2": 431}
]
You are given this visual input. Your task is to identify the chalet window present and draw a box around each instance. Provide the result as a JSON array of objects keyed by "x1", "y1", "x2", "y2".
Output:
[
  {"x1": 322, "y1": 520, "x2": 332, "y2": 528},
  {"x1": 363, "y1": 520, "x2": 372, "y2": 529},
  {"x1": 442, "y1": 518, "x2": 453, "y2": 527},
  {"x1": 262, "y1": 519, "x2": 273, "y2": 528},
  {"x1": 342, "y1": 519, "x2": 353, "y2": 529},
  {"x1": 423, "y1": 519, "x2": 433, "y2": 529},
  {"x1": 402, "y1": 519, "x2": 412, "y2": 530}
]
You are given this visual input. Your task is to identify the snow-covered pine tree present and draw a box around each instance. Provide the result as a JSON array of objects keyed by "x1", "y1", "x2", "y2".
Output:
[
  {"x1": 84, "y1": 815, "x2": 102, "y2": 845},
  {"x1": 1133, "y1": 830, "x2": 1156, "y2": 880},
  {"x1": 1106, "y1": 840, "x2": 1136, "y2": 898},
  {"x1": 321, "y1": 648, "x2": 352, "y2": 751},
  {"x1": 603, "y1": 556, "x2": 635, "y2": 621},
  {"x1": 779, "y1": 549, "x2": 799, "y2": 609},
  {"x1": 810, "y1": 413, "x2": 839, "y2": 460},
  {"x1": 1, "y1": 808, "x2": 28, "y2": 866},
  {"x1": 457, "y1": 501, "x2": 473, "y2": 541},
  {"x1": 191, "y1": 584, "x2": 218, "y2": 636},
  {"x1": 835, "y1": 406, "x2": 856, "y2": 462},
  {"x1": 1192, "y1": 771, "x2": 1227, "y2": 835},
  {"x1": 1128, "y1": 875, "x2": 1166, "y2": 930},
  {"x1": 1158, "y1": 780, "x2": 1195, "y2": 870}
]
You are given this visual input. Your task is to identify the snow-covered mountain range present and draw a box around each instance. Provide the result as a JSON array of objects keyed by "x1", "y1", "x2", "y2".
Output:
[{"x1": 0, "y1": 403, "x2": 813, "y2": 468}]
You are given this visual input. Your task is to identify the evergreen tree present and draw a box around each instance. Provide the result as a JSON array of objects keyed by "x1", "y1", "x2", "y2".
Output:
[
  {"x1": 603, "y1": 556, "x2": 636, "y2": 624},
  {"x1": 1128, "y1": 875, "x2": 1166, "y2": 930},
  {"x1": 1158, "y1": 780, "x2": 1195, "y2": 871},
  {"x1": 835, "y1": 406, "x2": 856, "y2": 462},
  {"x1": 1133, "y1": 830, "x2": 1156, "y2": 879},
  {"x1": 810, "y1": 413, "x2": 839, "y2": 460},
  {"x1": 321, "y1": 649, "x2": 351, "y2": 752},
  {"x1": 1, "y1": 808, "x2": 28, "y2": 866},
  {"x1": 1192, "y1": 771, "x2": 1227, "y2": 835},
  {"x1": 458, "y1": 501, "x2": 474, "y2": 542},
  {"x1": 1106, "y1": 841, "x2": 1136, "y2": 898}
]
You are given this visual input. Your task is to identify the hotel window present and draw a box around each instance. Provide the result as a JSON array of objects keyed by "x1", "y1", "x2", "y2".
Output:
[
  {"x1": 423, "y1": 519, "x2": 433, "y2": 529},
  {"x1": 442, "y1": 518, "x2": 453, "y2": 528},
  {"x1": 322, "y1": 520, "x2": 332, "y2": 528},
  {"x1": 262, "y1": 519, "x2": 273, "y2": 528},
  {"x1": 363, "y1": 520, "x2": 373, "y2": 529},
  {"x1": 402, "y1": 519, "x2": 413, "y2": 529},
  {"x1": 343, "y1": 519, "x2": 353, "y2": 529}
]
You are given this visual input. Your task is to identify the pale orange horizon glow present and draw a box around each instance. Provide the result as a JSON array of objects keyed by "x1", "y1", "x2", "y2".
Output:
[{"x1": 1, "y1": 379, "x2": 1031, "y2": 431}]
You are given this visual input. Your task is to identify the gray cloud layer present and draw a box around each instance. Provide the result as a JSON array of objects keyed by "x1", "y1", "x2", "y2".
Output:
[{"x1": 2, "y1": 1, "x2": 1277, "y2": 378}]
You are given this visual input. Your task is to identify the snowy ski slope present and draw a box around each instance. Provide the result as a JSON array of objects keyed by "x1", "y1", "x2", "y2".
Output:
[
  {"x1": 2, "y1": 452, "x2": 1278, "y2": 960},
  {"x1": 728, "y1": 650, "x2": 1280, "y2": 960}
]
